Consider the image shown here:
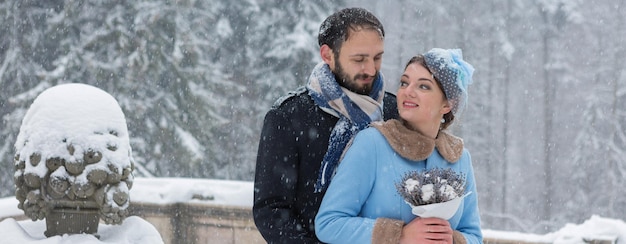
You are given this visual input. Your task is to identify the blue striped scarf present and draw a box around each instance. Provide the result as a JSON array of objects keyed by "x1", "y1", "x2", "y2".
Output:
[{"x1": 308, "y1": 62, "x2": 384, "y2": 192}]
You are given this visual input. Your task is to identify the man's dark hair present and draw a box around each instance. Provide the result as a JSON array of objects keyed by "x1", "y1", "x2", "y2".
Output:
[{"x1": 318, "y1": 8, "x2": 385, "y2": 52}]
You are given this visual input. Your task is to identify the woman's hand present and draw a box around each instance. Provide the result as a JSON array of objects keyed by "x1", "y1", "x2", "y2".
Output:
[{"x1": 399, "y1": 217, "x2": 453, "y2": 244}]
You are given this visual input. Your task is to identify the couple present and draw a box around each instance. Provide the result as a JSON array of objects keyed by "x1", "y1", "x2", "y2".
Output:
[{"x1": 253, "y1": 7, "x2": 482, "y2": 244}]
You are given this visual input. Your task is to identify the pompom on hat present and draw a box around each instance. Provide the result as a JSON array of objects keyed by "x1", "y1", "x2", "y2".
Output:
[{"x1": 423, "y1": 48, "x2": 474, "y2": 115}]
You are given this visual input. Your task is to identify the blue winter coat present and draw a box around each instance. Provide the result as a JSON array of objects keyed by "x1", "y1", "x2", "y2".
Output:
[{"x1": 315, "y1": 126, "x2": 483, "y2": 243}]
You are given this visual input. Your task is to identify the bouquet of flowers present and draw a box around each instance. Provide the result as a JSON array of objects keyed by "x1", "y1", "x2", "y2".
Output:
[{"x1": 396, "y1": 168, "x2": 469, "y2": 220}]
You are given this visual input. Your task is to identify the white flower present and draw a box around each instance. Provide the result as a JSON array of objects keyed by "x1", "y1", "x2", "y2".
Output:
[
  {"x1": 440, "y1": 184, "x2": 458, "y2": 200},
  {"x1": 421, "y1": 184, "x2": 434, "y2": 202},
  {"x1": 404, "y1": 179, "x2": 420, "y2": 193}
]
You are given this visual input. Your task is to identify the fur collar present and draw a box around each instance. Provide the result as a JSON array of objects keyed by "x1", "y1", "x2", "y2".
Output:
[{"x1": 371, "y1": 119, "x2": 463, "y2": 162}]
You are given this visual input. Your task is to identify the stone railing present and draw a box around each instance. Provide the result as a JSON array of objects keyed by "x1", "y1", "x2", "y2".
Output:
[
  {"x1": 1, "y1": 200, "x2": 618, "y2": 244},
  {"x1": 128, "y1": 202, "x2": 263, "y2": 244}
]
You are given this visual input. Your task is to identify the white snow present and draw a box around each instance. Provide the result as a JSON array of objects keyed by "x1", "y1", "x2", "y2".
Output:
[
  {"x1": 0, "y1": 216, "x2": 163, "y2": 244},
  {"x1": 483, "y1": 215, "x2": 626, "y2": 243},
  {"x1": 129, "y1": 177, "x2": 253, "y2": 207},
  {"x1": 15, "y1": 83, "x2": 133, "y2": 178}
]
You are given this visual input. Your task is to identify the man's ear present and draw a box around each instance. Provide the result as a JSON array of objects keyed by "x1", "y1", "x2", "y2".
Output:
[{"x1": 320, "y1": 44, "x2": 335, "y2": 67}]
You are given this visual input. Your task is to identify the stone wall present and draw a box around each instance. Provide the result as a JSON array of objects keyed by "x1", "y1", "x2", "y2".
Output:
[
  {"x1": 128, "y1": 202, "x2": 550, "y2": 244},
  {"x1": 128, "y1": 202, "x2": 264, "y2": 244},
  {"x1": 1, "y1": 201, "x2": 618, "y2": 244}
]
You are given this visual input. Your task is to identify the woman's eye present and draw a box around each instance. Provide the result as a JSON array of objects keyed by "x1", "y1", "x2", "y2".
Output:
[
  {"x1": 419, "y1": 84, "x2": 430, "y2": 90},
  {"x1": 399, "y1": 81, "x2": 408, "y2": 87}
]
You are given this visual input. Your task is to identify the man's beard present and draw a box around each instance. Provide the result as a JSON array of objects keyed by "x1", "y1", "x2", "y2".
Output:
[{"x1": 333, "y1": 60, "x2": 376, "y2": 96}]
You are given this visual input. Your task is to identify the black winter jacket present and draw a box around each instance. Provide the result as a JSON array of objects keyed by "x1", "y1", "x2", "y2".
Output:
[{"x1": 253, "y1": 86, "x2": 399, "y2": 243}]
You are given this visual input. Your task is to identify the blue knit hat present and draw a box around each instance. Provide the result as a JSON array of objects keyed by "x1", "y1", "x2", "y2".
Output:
[{"x1": 423, "y1": 48, "x2": 474, "y2": 115}]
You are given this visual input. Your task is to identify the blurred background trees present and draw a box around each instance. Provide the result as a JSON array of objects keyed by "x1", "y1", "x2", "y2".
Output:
[{"x1": 1, "y1": 0, "x2": 624, "y2": 234}]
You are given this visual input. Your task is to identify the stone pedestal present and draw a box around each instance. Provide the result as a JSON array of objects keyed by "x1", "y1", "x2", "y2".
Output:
[{"x1": 45, "y1": 208, "x2": 100, "y2": 237}]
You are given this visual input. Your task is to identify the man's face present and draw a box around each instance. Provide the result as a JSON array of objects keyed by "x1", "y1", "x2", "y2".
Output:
[{"x1": 331, "y1": 29, "x2": 384, "y2": 95}]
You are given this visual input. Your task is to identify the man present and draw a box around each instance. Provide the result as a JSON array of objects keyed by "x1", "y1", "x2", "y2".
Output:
[{"x1": 253, "y1": 7, "x2": 399, "y2": 243}]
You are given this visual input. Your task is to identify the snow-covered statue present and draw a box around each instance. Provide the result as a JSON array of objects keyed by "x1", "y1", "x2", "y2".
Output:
[{"x1": 13, "y1": 83, "x2": 135, "y2": 237}]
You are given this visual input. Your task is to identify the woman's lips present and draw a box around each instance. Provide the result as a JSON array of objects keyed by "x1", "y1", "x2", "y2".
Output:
[{"x1": 403, "y1": 101, "x2": 418, "y2": 107}]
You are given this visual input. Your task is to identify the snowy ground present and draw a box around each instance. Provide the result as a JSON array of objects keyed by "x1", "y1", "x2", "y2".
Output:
[
  {"x1": 0, "y1": 216, "x2": 163, "y2": 244},
  {"x1": 1, "y1": 177, "x2": 625, "y2": 243}
]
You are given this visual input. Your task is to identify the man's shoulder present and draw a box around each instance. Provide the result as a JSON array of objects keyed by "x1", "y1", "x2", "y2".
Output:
[
  {"x1": 383, "y1": 91, "x2": 397, "y2": 100},
  {"x1": 382, "y1": 91, "x2": 399, "y2": 120},
  {"x1": 271, "y1": 86, "x2": 313, "y2": 109}
]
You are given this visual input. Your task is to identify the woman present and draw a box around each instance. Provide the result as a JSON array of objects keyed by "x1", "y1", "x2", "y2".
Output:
[{"x1": 315, "y1": 48, "x2": 482, "y2": 243}]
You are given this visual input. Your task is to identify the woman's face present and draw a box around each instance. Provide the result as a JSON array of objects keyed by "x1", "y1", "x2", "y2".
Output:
[{"x1": 397, "y1": 62, "x2": 451, "y2": 135}]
